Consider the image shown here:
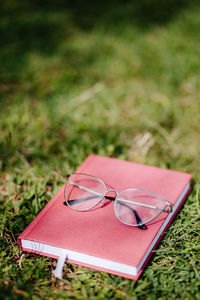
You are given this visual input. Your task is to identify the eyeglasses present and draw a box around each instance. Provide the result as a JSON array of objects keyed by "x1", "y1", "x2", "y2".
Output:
[{"x1": 64, "y1": 173, "x2": 173, "y2": 230}]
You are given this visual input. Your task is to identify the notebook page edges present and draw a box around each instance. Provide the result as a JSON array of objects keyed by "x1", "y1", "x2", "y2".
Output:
[{"x1": 20, "y1": 239, "x2": 138, "y2": 276}]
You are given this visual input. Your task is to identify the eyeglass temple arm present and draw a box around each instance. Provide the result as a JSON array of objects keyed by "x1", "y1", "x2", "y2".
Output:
[{"x1": 105, "y1": 195, "x2": 146, "y2": 230}]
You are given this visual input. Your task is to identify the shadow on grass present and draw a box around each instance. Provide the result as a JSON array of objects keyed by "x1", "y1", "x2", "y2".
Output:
[{"x1": 0, "y1": 0, "x2": 197, "y2": 84}]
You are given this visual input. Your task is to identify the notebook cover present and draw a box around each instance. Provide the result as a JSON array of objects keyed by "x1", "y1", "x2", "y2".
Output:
[{"x1": 18, "y1": 155, "x2": 192, "y2": 280}]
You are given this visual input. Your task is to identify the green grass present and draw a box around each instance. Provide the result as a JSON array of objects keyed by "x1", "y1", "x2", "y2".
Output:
[{"x1": 0, "y1": 0, "x2": 200, "y2": 299}]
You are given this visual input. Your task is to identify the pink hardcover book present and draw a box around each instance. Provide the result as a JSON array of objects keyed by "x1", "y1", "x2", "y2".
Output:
[{"x1": 18, "y1": 155, "x2": 192, "y2": 280}]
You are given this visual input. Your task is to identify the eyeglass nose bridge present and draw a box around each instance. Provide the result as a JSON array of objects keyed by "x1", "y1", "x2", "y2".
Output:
[
  {"x1": 106, "y1": 188, "x2": 119, "y2": 197},
  {"x1": 100, "y1": 188, "x2": 119, "y2": 206}
]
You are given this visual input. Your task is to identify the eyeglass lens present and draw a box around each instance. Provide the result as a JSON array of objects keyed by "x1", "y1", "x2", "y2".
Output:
[
  {"x1": 115, "y1": 190, "x2": 167, "y2": 226},
  {"x1": 65, "y1": 173, "x2": 106, "y2": 211}
]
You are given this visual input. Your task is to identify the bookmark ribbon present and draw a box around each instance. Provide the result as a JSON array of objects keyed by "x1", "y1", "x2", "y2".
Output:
[{"x1": 52, "y1": 251, "x2": 68, "y2": 279}]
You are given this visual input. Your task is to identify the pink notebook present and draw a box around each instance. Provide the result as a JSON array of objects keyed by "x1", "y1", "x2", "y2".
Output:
[{"x1": 18, "y1": 155, "x2": 192, "y2": 280}]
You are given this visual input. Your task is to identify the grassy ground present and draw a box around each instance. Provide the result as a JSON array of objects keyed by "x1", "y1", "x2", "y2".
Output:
[{"x1": 0, "y1": 0, "x2": 200, "y2": 299}]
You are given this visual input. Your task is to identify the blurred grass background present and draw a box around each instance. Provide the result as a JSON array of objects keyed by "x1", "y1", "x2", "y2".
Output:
[{"x1": 0, "y1": 0, "x2": 200, "y2": 299}]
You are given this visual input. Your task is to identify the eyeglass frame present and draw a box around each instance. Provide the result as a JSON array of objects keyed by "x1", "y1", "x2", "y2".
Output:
[{"x1": 64, "y1": 173, "x2": 173, "y2": 230}]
